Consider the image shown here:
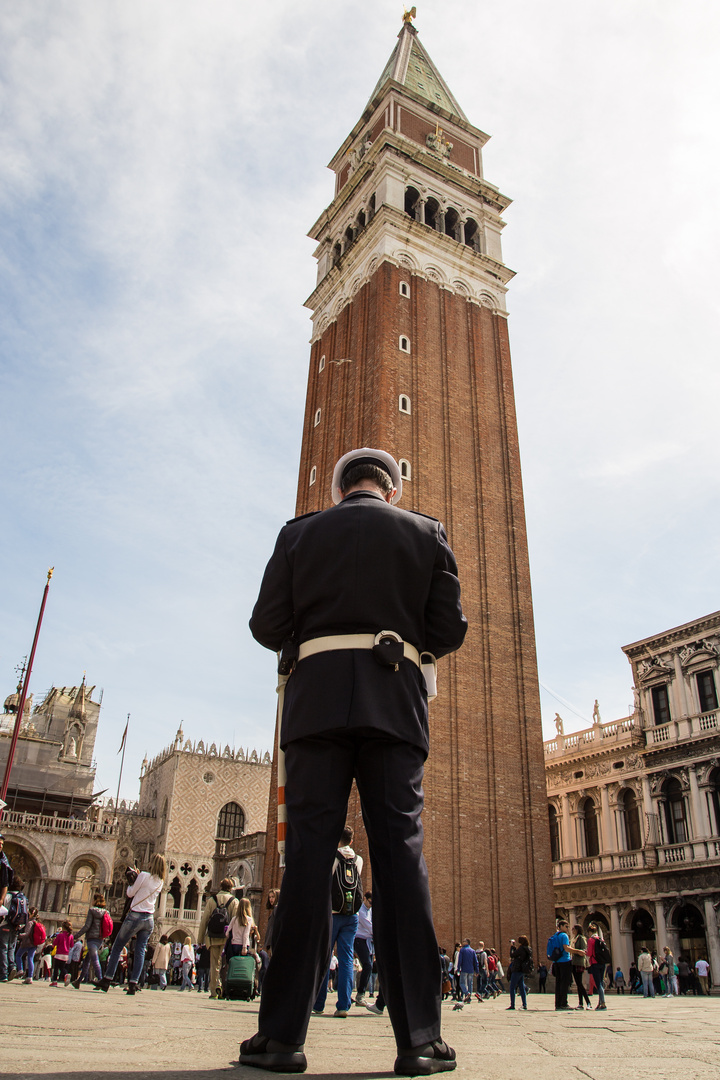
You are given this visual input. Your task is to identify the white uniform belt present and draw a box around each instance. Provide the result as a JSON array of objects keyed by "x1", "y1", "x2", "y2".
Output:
[{"x1": 297, "y1": 633, "x2": 421, "y2": 669}]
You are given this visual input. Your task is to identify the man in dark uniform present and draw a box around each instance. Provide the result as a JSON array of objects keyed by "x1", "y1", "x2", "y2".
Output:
[{"x1": 241, "y1": 447, "x2": 467, "y2": 1075}]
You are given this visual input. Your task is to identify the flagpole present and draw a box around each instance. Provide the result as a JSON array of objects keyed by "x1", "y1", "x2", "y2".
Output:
[
  {"x1": 115, "y1": 714, "x2": 130, "y2": 810},
  {"x1": 0, "y1": 569, "x2": 54, "y2": 820}
]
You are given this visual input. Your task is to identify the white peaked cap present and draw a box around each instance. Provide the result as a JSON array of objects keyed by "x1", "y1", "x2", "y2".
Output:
[{"x1": 331, "y1": 447, "x2": 403, "y2": 505}]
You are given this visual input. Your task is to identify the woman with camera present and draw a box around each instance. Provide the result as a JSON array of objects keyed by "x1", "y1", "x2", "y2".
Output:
[{"x1": 97, "y1": 853, "x2": 166, "y2": 996}]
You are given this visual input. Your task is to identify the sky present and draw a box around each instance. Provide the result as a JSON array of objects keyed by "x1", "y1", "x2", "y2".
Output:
[{"x1": 1, "y1": 1, "x2": 719, "y2": 802}]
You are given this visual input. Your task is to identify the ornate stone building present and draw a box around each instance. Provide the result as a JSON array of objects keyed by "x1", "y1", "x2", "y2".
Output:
[
  {"x1": 0, "y1": 680, "x2": 119, "y2": 933},
  {"x1": 546, "y1": 611, "x2": 720, "y2": 987},
  {"x1": 262, "y1": 14, "x2": 554, "y2": 952},
  {"x1": 2, "y1": 678, "x2": 271, "y2": 942},
  {"x1": 102, "y1": 727, "x2": 271, "y2": 942}
]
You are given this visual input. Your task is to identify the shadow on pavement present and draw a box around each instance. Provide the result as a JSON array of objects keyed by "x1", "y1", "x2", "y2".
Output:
[{"x1": 19, "y1": 1072, "x2": 396, "y2": 1080}]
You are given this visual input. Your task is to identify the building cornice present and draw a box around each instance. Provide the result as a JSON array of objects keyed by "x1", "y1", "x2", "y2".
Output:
[{"x1": 622, "y1": 611, "x2": 720, "y2": 659}]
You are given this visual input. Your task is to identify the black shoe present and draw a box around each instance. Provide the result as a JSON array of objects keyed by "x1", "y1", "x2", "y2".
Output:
[
  {"x1": 95, "y1": 977, "x2": 112, "y2": 993},
  {"x1": 125, "y1": 982, "x2": 138, "y2": 995},
  {"x1": 395, "y1": 1040, "x2": 457, "y2": 1076},
  {"x1": 71, "y1": 978, "x2": 82, "y2": 989},
  {"x1": 239, "y1": 1033, "x2": 307, "y2": 1073}
]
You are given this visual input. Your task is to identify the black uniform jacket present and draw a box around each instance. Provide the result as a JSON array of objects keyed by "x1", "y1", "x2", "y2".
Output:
[{"x1": 250, "y1": 490, "x2": 467, "y2": 755}]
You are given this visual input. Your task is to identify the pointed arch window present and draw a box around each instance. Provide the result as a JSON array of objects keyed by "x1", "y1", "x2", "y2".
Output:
[
  {"x1": 399, "y1": 459, "x2": 411, "y2": 481},
  {"x1": 399, "y1": 281, "x2": 410, "y2": 298},
  {"x1": 216, "y1": 801, "x2": 245, "y2": 840},
  {"x1": 309, "y1": 466, "x2": 317, "y2": 486},
  {"x1": 399, "y1": 394, "x2": 411, "y2": 415},
  {"x1": 314, "y1": 408, "x2": 322, "y2": 427},
  {"x1": 399, "y1": 336, "x2": 410, "y2": 353},
  {"x1": 319, "y1": 355, "x2": 325, "y2": 372}
]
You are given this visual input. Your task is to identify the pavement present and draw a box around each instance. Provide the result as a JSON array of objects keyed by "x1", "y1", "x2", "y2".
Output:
[{"x1": 3, "y1": 982, "x2": 720, "y2": 1080}]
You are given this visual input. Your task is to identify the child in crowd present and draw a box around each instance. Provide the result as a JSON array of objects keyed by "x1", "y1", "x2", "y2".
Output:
[
  {"x1": 225, "y1": 898, "x2": 258, "y2": 959},
  {"x1": 51, "y1": 921, "x2": 74, "y2": 986},
  {"x1": 614, "y1": 967, "x2": 626, "y2": 993}
]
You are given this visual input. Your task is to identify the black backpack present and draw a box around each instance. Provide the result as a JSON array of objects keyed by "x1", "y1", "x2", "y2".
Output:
[
  {"x1": 6, "y1": 891, "x2": 28, "y2": 929},
  {"x1": 331, "y1": 851, "x2": 363, "y2": 915},
  {"x1": 594, "y1": 938, "x2": 611, "y2": 966},
  {"x1": 522, "y1": 946, "x2": 534, "y2": 976},
  {"x1": 207, "y1": 894, "x2": 230, "y2": 937}
]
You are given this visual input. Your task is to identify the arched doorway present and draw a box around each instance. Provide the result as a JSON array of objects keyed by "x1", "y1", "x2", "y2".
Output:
[
  {"x1": 631, "y1": 909, "x2": 655, "y2": 956},
  {"x1": 67, "y1": 861, "x2": 98, "y2": 917},
  {"x1": 3, "y1": 842, "x2": 42, "y2": 907},
  {"x1": 671, "y1": 903, "x2": 707, "y2": 966}
]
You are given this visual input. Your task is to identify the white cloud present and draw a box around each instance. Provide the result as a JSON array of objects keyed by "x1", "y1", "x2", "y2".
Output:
[{"x1": 1, "y1": 0, "x2": 719, "y2": 790}]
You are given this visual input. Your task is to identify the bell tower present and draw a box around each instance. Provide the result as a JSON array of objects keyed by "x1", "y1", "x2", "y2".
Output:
[{"x1": 262, "y1": 16, "x2": 555, "y2": 950}]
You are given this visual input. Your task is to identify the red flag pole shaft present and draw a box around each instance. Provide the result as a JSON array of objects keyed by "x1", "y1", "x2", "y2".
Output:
[{"x1": 0, "y1": 569, "x2": 54, "y2": 815}]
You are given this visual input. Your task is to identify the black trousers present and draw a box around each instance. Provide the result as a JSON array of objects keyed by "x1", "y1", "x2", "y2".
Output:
[
  {"x1": 354, "y1": 936, "x2": 372, "y2": 996},
  {"x1": 257, "y1": 728, "x2": 441, "y2": 1049},
  {"x1": 554, "y1": 962, "x2": 573, "y2": 1008}
]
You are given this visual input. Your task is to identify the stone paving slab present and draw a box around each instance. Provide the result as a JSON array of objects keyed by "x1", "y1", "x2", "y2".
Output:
[{"x1": 3, "y1": 983, "x2": 720, "y2": 1080}]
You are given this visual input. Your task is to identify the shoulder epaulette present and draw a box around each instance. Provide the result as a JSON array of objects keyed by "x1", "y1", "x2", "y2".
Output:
[{"x1": 285, "y1": 510, "x2": 322, "y2": 525}]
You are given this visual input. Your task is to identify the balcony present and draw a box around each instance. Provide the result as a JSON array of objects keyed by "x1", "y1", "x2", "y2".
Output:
[
  {"x1": 645, "y1": 710, "x2": 719, "y2": 749},
  {"x1": 214, "y1": 831, "x2": 266, "y2": 860},
  {"x1": 553, "y1": 836, "x2": 720, "y2": 880},
  {"x1": 1, "y1": 809, "x2": 118, "y2": 838},
  {"x1": 544, "y1": 716, "x2": 642, "y2": 761},
  {"x1": 167, "y1": 907, "x2": 200, "y2": 922}
]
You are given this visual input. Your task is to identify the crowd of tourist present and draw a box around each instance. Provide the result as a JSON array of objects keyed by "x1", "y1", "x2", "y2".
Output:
[{"x1": 0, "y1": 832, "x2": 714, "y2": 1009}]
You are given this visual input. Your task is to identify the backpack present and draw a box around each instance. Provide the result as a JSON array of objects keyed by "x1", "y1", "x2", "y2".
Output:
[
  {"x1": 593, "y1": 938, "x2": 611, "y2": 966},
  {"x1": 207, "y1": 894, "x2": 230, "y2": 937},
  {"x1": 331, "y1": 851, "x2": 363, "y2": 915},
  {"x1": 32, "y1": 920, "x2": 47, "y2": 947},
  {"x1": 547, "y1": 932, "x2": 564, "y2": 963},
  {"x1": 6, "y1": 891, "x2": 28, "y2": 929},
  {"x1": 101, "y1": 910, "x2": 114, "y2": 939},
  {"x1": 522, "y1": 946, "x2": 534, "y2": 976}
]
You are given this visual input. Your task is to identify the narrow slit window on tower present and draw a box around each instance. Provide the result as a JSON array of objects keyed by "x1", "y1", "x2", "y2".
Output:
[
  {"x1": 399, "y1": 281, "x2": 410, "y2": 298},
  {"x1": 399, "y1": 394, "x2": 411, "y2": 414},
  {"x1": 314, "y1": 408, "x2": 321, "y2": 427},
  {"x1": 309, "y1": 466, "x2": 316, "y2": 486},
  {"x1": 399, "y1": 458, "x2": 411, "y2": 480},
  {"x1": 319, "y1": 355, "x2": 325, "y2": 372},
  {"x1": 399, "y1": 336, "x2": 410, "y2": 353}
]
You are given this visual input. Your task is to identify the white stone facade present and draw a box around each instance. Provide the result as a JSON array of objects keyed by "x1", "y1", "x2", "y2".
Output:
[
  {"x1": 104, "y1": 727, "x2": 271, "y2": 943},
  {"x1": 546, "y1": 611, "x2": 720, "y2": 987}
]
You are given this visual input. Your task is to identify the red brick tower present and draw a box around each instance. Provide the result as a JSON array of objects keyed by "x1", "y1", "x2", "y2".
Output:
[{"x1": 261, "y1": 18, "x2": 555, "y2": 953}]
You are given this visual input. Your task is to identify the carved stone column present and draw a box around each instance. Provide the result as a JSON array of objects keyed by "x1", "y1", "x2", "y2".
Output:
[
  {"x1": 703, "y1": 897, "x2": 720, "y2": 989},
  {"x1": 600, "y1": 784, "x2": 615, "y2": 854},
  {"x1": 561, "y1": 793, "x2": 576, "y2": 859},
  {"x1": 672, "y1": 650, "x2": 690, "y2": 717},
  {"x1": 610, "y1": 904, "x2": 632, "y2": 975},
  {"x1": 653, "y1": 899, "x2": 668, "y2": 953},
  {"x1": 688, "y1": 765, "x2": 710, "y2": 840}
]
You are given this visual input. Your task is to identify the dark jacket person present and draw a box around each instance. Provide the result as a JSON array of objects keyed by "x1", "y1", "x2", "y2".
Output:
[{"x1": 240, "y1": 448, "x2": 467, "y2": 1077}]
